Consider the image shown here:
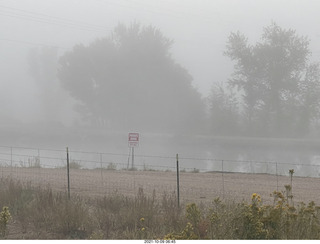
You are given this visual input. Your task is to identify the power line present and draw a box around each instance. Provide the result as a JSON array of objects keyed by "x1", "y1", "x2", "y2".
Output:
[
  {"x1": 0, "y1": 4, "x2": 111, "y2": 33},
  {"x1": 94, "y1": 0, "x2": 226, "y2": 24},
  {"x1": 0, "y1": 4, "x2": 108, "y2": 28},
  {"x1": 0, "y1": 4, "x2": 112, "y2": 49},
  {"x1": 0, "y1": 38, "x2": 69, "y2": 49},
  {"x1": 0, "y1": 2, "x2": 223, "y2": 49}
]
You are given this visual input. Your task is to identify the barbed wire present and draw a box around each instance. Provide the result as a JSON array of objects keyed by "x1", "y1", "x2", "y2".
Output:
[{"x1": 1, "y1": 144, "x2": 320, "y2": 169}]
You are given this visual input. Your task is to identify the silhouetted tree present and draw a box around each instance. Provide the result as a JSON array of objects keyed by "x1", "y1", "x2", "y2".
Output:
[
  {"x1": 224, "y1": 22, "x2": 320, "y2": 137},
  {"x1": 209, "y1": 82, "x2": 240, "y2": 135},
  {"x1": 58, "y1": 23, "x2": 205, "y2": 134},
  {"x1": 28, "y1": 46, "x2": 72, "y2": 126}
]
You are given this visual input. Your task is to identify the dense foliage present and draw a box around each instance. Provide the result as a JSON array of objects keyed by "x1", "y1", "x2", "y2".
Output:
[
  {"x1": 210, "y1": 23, "x2": 320, "y2": 137},
  {"x1": 58, "y1": 23, "x2": 205, "y2": 134},
  {"x1": 27, "y1": 22, "x2": 320, "y2": 138}
]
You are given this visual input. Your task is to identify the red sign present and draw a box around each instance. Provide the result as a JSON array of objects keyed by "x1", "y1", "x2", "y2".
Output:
[{"x1": 128, "y1": 133, "x2": 139, "y2": 147}]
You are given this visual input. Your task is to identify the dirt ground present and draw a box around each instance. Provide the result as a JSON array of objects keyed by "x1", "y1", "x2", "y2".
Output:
[{"x1": 1, "y1": 166, "x2": 320, "y2": 205}]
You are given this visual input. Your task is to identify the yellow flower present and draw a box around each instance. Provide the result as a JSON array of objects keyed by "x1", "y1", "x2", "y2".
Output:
[
  {"x1": 257, "y1": 195, "x2": 261, "y2": 202},
  {"x1": 140, "y1": 217, "x2": 145, "y2": 222},
  {"x1": 251, "y1": 193, "x2": 261, "y2": 204},
  {"x1": 141, "y1": 227, "x2": 145, "y2": 231}
]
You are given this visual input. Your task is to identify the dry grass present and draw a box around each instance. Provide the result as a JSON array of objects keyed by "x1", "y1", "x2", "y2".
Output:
[
  {"x1": 2, "y1": 165, "x2": 320, "y2": 239},
  {"x1": 1, "y1": 177, "x2": 320, "y2": 240},
  {"x1": 0, "y1": 178, "x2": 183, "y2": 239},
  {"x1": 1, "y1": 166, "x2": 320, "y2": 205}
]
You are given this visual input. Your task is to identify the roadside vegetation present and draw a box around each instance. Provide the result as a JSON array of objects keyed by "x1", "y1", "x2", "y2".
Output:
[{"x1": 1, "y1": 176, "x2": 320, "y2": 240}]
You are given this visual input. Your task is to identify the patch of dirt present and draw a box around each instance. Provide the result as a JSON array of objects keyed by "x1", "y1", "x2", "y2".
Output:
[{"x1": 1, "y1": 166, "x2": 320, "y2": 205}]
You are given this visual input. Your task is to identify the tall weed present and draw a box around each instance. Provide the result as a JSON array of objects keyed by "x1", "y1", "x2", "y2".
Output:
[{"x1": 1, "y1": 177, "x2": 320, "y2": 240}]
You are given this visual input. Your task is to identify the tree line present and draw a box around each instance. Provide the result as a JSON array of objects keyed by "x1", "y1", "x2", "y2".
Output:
[{"x1": 28, "y1": 22, "x2": 320, "y2": 138}]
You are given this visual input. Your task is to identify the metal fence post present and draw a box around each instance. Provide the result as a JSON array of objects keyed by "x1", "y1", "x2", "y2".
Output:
[
  {"x1": 10, "y1": 147, "x2": 12, "y2": 167},
  {"x1": 276, "y1": 162, "x2": 279, "y2": 191},
  {"x1": 176, "y1": 153, "x2": 180, "y2": 208},
  {"x1": 66, "y1": 147, "x2": 70, "y2": 200},
  {"x1": 10, "y1": 147, "x2": 13, "y2": 176},
  {"x1": 100, "y1": 153, "x2": 103, "y2": 187},
  {"x1": 222, "y1": 160, "x2": 225, "y2": 199},
  {"x1": 38, "y1": 148, "x2": 40, "y2": 166}
]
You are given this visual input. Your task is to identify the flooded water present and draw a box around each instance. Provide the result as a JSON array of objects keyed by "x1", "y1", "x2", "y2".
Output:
[{"x1": 1, "y1": 128, "x2": 320, "y2": 177}]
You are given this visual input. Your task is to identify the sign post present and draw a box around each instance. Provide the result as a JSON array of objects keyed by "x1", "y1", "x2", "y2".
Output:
[{"x1": 128, "y1": 133, "x2": 139, "y2": 169}]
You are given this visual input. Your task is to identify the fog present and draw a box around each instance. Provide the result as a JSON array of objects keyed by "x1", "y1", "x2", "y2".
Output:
[{"x1": 1, "y1": 0, "x2": 320, "y2": 172}]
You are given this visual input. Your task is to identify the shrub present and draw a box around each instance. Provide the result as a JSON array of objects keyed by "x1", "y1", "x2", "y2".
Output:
[
  {"x1": 69, "y1": 161, "x2": 82, "y2": 169},
  {"x1": 106, "y1": 163, "x2": 117, "y2": 171},
  {"x1": 0, "y1": 206, "x2": 11, "y2": 238}
]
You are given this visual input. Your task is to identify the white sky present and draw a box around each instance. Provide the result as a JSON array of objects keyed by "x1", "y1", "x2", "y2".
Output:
[{"x1": 1, "y1": 0, "x2": 320, "y2": 123}]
